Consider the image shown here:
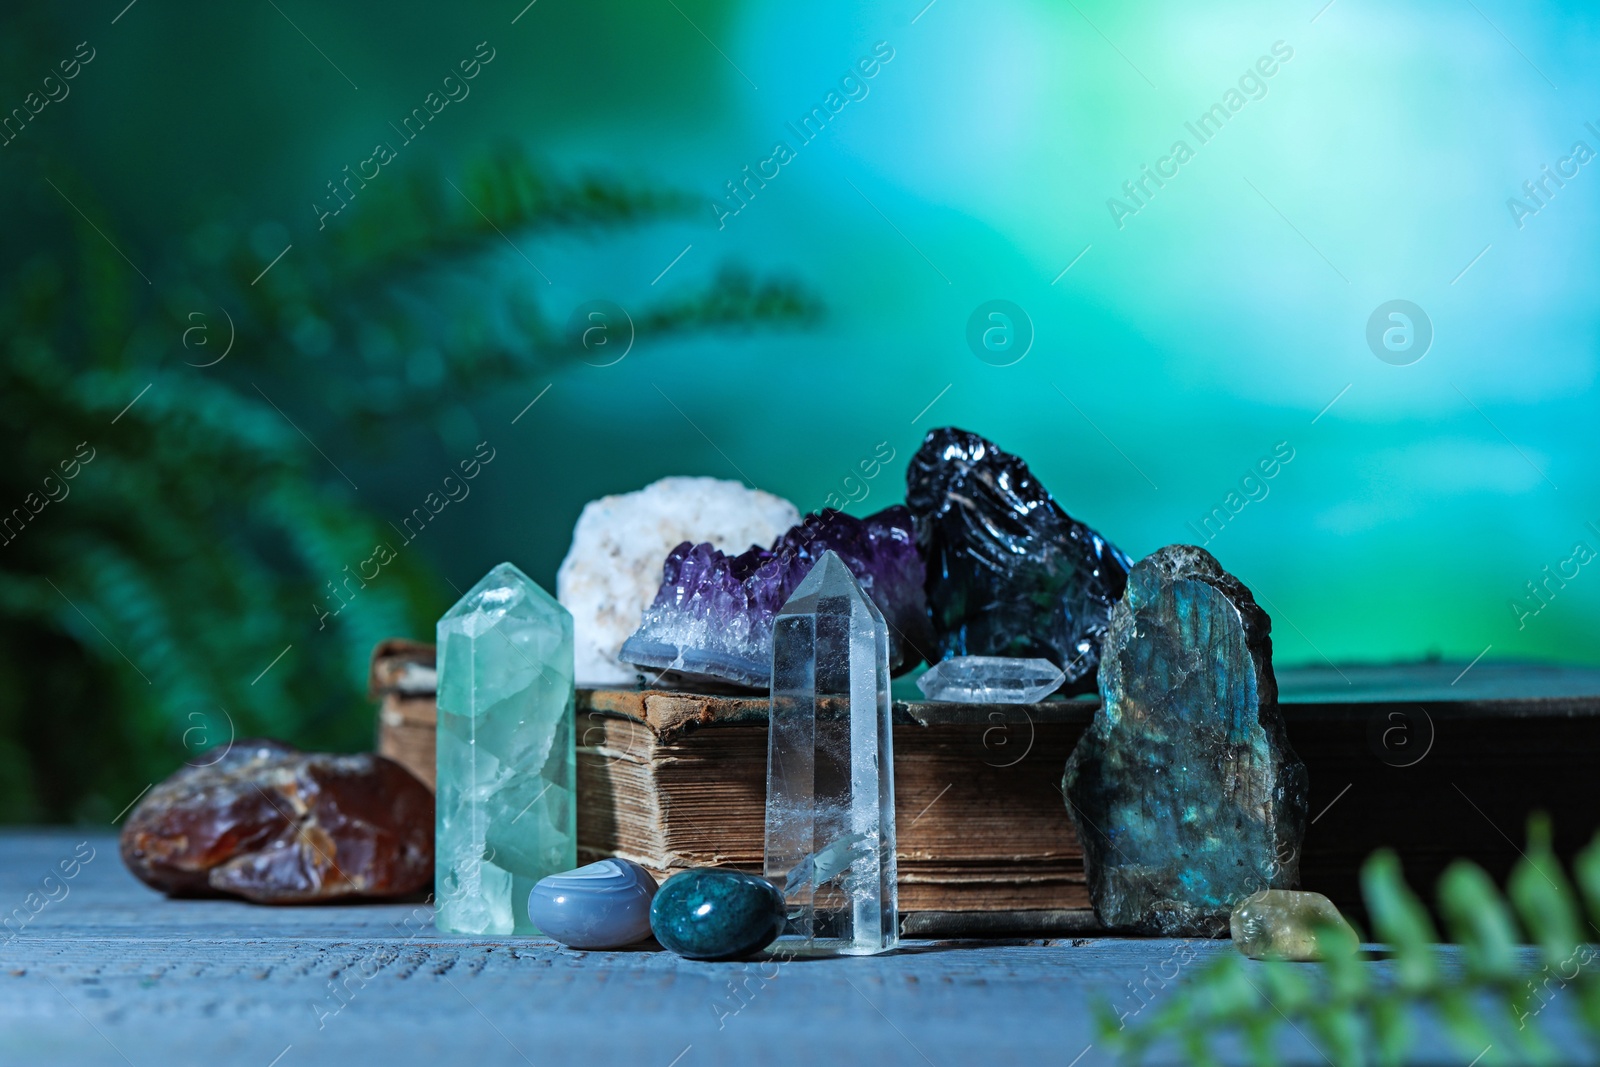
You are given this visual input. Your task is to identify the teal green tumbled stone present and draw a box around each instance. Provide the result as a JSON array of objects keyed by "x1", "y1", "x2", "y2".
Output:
[{"x1": 649, "y1": 868, "x2": 785, "y2": 961}]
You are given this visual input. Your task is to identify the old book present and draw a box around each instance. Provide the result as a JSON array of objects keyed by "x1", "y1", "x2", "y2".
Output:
[
  {"x1": 575, "y1": 689, "x2": 1090, "y2": 933},
  {"x1": 368, "y1": 638, "x2": 437, "y2": 790},
  {"x1": 370, "y1": 642, "x2": 1600, "y2": 936},
  {"x1": 369, "y1": 643, "x2": 1095, "y2": 934}
]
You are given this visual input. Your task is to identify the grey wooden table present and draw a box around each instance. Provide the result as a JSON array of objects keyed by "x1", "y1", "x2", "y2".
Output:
[{"x1": 0, "y1": 832, "x2": 1590, "y2": 1067}]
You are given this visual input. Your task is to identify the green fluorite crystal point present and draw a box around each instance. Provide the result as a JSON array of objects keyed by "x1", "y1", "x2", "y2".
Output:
[{"x1": 436, "y1": 562, "x2": 576, "y2": 935}]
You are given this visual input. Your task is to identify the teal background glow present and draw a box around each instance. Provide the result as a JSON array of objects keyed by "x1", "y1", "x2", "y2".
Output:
[
  {"x1": 386, "y1": 0, "x2": 1596, "y2": 669},
  {"x1": 4, "y1": 0, "x2": 1600, "y2": 818}
]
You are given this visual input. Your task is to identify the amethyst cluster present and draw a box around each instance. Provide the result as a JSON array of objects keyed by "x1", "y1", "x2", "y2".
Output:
[
  {"x1": 620, "y1": 506, "x2": 935, "y2": 688},
  {"x1": 619, "y1": 428, "x2": 1132, "y2": 693}
]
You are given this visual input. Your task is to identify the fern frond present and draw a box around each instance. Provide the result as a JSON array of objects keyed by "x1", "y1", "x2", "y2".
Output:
[
  {"x1": 1107, "y1": 821, "x2": 1600, "y2": 1066},
  {"x1": 0, "y1": 142, "x2": 821, "y2": 822}
]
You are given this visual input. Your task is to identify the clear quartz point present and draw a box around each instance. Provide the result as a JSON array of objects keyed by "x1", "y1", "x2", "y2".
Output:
[
  {"x1": 764, "y1": 550, "x2": 898, "y2": 955},
  {"x1": 435, "y1": 562, "x2": 576, "y2": 935},
  {"x1": 916, "y1": 655, "x2": 1066, "y2": 703}
]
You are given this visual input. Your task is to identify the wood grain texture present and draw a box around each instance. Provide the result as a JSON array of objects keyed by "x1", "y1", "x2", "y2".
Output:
[{"x1": 4, "y1": 833, "x2": 1595, "y2": 1066}]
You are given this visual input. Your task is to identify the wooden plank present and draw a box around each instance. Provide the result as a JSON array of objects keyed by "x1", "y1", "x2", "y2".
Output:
[
  {"x1": 12, "y1": 831, "x2": 1600, "y2": 1067},
  {"x1": 0, "y1": 833, "x2": 1129, "y2": 1065},
  {"x1": 4, "y1": 833, "x2": 1595, "y2": 1066}
]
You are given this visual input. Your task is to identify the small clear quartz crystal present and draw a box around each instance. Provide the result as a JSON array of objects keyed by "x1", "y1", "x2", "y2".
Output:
[
  {"x1": 916, "y1": 655, "x2": 1066, "y2": 703},
  {"x1": 435, "y1": 562, "x2": 576, "y2": 935},
  {"x1": 764, "y1": 551, "x2": 897, "y2": 955}
]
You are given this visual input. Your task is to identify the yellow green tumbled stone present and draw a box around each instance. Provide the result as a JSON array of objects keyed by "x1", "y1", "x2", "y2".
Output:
[{"x1": 1230, "y1": 890, "x2": 1358, "y2": 961}]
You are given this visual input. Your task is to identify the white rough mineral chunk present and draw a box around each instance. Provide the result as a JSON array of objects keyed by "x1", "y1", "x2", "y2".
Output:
[{"x1": 557, "y1": 477, "x2": 800, "y2": 684}]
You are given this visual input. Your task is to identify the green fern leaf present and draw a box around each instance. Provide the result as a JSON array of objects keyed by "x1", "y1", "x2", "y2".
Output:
[
  {"x1": 1439, "y1": 860, "x2": 1522, "y2": 980},
  {"x1": 1362, "y1": 850, "x2": 1439, "y2": 992}
]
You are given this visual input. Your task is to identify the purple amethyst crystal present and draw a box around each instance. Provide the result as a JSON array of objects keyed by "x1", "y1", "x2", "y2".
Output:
[{"x1": 619, "y1": 505, "x2": 935, "y2": 689}]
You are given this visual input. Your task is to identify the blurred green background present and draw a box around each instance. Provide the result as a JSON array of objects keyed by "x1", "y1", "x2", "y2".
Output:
[{"x1": 2, "y1": 0, "x2": 1596, "y2": 822}]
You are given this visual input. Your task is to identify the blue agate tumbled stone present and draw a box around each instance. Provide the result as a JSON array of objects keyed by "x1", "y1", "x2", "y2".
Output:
[
  {"x1": 1062, "y1": 544, "x2": 1308, "y2": 937},
  {"x1": 527, "y1": 858, "x2": 658, "y2": 949},
  {"x1": 649, "y1": 868, "x2": 786, "y2": 961}
]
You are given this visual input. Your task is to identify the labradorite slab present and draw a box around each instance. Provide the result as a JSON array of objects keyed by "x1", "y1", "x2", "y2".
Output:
[
  {"x1": 649, "y1": 868, "x2": 785, "y2": 961},
  {"x1": 1062, "y1": 545, "x2": 1308, "y2": 937}
]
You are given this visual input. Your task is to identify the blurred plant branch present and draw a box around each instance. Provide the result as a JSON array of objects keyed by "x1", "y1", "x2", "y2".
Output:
[
  {"x1": 0, "y1": 142, "x2": 819, "y2": 822},
  {"x1": 1102, "y1": 815, "x2": 1600, "y2": 1067}
]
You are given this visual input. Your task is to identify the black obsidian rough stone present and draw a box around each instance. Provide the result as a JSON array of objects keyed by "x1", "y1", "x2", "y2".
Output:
[
  {"x1": 905, "y1": 427, "x2": 1133, "y2": 696},
  {"x1": 649, "y1": 868, "x2": 786, "y2": 961},
  {"x1": 1062, "y1": 545, "x2": 1309, "y2": 937}
]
